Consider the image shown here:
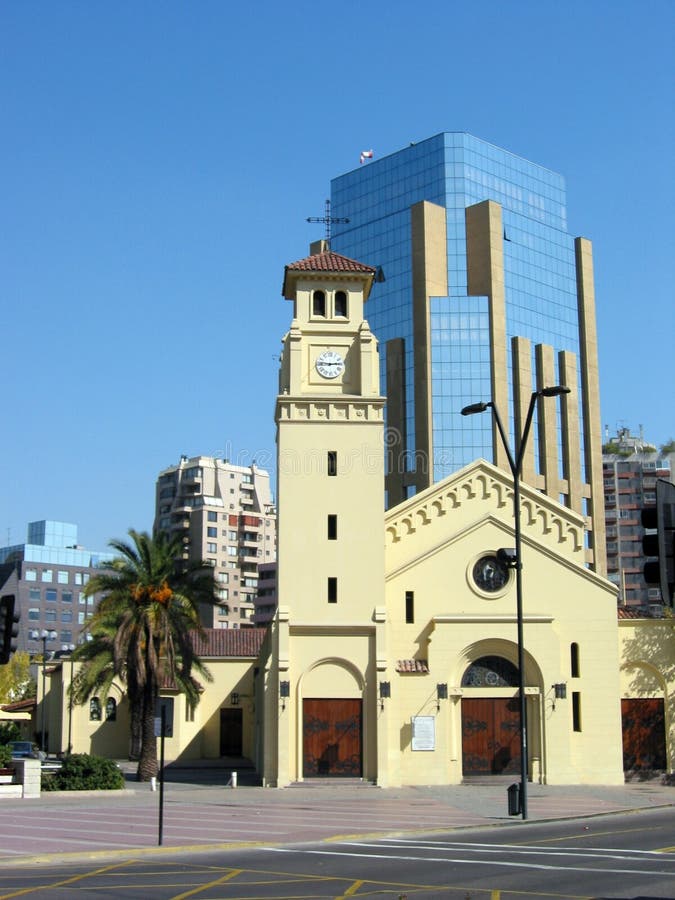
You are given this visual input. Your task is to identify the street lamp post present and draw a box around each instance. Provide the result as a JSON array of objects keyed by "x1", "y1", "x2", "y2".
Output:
[
  {"x1": 62, "y1": 643, "x2": 75, "y2": 756},
  {"x1": 461, "y1": 385, "x2": 570, "y2": 819},
  {"x1": 30, "y1": 628, "x2": 57, "y2": 752}
]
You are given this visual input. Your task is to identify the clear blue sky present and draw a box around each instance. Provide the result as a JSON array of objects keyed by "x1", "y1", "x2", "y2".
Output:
[{"x1": 2, "y1": 0, "x2": 673, "y2": 552}]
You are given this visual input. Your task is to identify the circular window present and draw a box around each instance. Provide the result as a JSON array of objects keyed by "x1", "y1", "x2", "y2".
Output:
[{"x1": 471, "y1": 554, "x2": 510, "y2": 594}]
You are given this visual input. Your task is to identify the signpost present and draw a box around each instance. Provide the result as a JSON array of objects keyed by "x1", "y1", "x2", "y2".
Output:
[{"x1": 154, "y1": 698, "x2": 174, "y2": 846}]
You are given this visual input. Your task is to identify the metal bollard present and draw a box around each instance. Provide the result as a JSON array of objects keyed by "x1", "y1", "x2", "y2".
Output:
[
  {"x1": 507, "y1": 782, "x2": 520, "y2": 816},
  {"x1": 230, "y1": 771, "x2": 237, "y2": 788},
  {"x1": 150, "y1": 777, "x2": 157, "y2": 792}
]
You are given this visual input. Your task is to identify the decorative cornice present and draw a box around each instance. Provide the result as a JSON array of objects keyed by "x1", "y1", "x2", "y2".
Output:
[
  {"x1": 276, "y1": 397, "x2": 385, "y2": 422},
  {"x1": 385, "y1": 459, "x2": 584, "y2": 553},
  {"x1": 289, "y1": 623, "x2": 376, "y2": 636},
  {"x1": 432, "y1": 614, "x2": 555, "y2": 625}
]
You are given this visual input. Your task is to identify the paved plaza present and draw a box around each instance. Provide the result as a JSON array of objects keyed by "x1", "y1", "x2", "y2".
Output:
[{"x1": 0, "y1": 769, "x2": 673, "y2": 863}]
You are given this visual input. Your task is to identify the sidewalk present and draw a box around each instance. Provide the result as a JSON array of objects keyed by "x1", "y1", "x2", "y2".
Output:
[{"x1": 0, "y1": 772, "x2": 673, "y2": 863}]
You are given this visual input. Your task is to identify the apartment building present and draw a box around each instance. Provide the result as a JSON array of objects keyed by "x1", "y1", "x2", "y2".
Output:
[
  {"x1": 603, "y1": 427, "x2": 674, "y2": 609},
  {"x1": 253, "y1": 561, "x2": 277, "y2": 626},
  {"x1": 154, "y1": 456, "x2": 277, "y2": 628}
]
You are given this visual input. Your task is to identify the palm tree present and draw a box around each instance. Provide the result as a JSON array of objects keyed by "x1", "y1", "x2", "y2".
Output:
[
  {"x1": 70, "y1": 613, "x2": 144, "y2": 759},
  {"x1": 76, "y1": 529, "x2": 216, "y2": 780}
]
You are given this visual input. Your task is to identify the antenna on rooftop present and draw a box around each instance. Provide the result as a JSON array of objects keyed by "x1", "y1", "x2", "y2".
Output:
[{"x1": 306, "y1": 199, "x2": 349, "y2": 244}]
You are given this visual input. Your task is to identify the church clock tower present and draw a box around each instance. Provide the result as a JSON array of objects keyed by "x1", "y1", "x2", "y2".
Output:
[
  {"x1": 276, "y1": 245, "x2": 385, "y2": 624},
  {"x1": 266, "y1": 244, "x2": 386, "y2": 786}
]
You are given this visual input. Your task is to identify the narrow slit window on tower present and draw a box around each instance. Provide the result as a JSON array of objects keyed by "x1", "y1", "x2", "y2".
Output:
[
  {"x1": 572, "y1": 691, "x2": 582, "y2": 731},
  {"x1": 327, "y1": 451, "x2": 337, "y2": 476},
  {"x1": 405, "y1": 590, "x2": 414, "y2": 623},
  {"x1": 334, "y1": 290, "x2": 347, "y2": 317},
  {"x1": 327, "y1": 577, "x2": 338, "y2": 604},
  {"x1": 312, "y1": 290, "x2": 326, "y2": 317},
  {"x1": 570, "y1": 642, "x2": 580, "y2": 678},
  {"x1": 327, "y1": 514, "x2": 337, "y2": 540}
]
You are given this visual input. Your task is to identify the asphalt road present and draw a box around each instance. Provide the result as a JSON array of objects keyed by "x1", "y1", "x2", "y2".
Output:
[{"x1": 0, "y1": 808, "x2": 673, "y2": 899}]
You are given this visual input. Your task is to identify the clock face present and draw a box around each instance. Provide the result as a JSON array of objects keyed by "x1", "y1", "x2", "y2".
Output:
[
  {"x1": 472, "y1": 555, "x2": 510, "y2": 593},
  {"x1": 315, "y1": 350, "x2": 345, "y2": 379}
]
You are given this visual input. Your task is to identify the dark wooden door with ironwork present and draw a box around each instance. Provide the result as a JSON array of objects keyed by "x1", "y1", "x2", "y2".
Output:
[
  {"x1": 462, "y1": 697, "x2": 521, "y2": 775},
  {"x1": 220, "y1": 707, "x2": 243, "y2": 757},
  {"x1": 303, "y1": 699, "x2": 362, "y2": 777},
  {"x1": 621, "y1": 698, "x2": 666, "y2": 771}
]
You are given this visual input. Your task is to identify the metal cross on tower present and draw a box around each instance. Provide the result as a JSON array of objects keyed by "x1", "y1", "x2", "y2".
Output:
[{"x1": 306, "y1": 199, "x2": 350, "y2": 244}]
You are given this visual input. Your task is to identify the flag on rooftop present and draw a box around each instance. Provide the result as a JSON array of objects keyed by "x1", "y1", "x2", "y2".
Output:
[{"x1": 360, "y1": 149, "x2": 374, "y2": 164}]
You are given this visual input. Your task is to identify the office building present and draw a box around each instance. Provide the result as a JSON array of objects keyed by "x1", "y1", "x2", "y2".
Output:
[
  {"x1": 329, "y1": 133, "x2": 605, "y2": 573},
  {"x1": 154, "y1": 456, "x2": 277, "y2": 629},
  {"x1": 0, "y1": 521, "x2": 112, "y2": 654},
  {"x1": 602, "y1": 426, "x2": 674, "y2": 609}
]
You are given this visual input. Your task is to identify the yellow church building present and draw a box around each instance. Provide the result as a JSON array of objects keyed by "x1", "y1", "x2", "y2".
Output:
[{"x1": 27, "y1": 247, "x2": 674, "y2": 788}]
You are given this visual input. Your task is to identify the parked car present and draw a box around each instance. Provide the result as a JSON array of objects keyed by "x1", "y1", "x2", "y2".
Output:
[
  {"x1": 9, "y1": 742, "x2": 62, "y2": 772},
  {"x1": 8, "y1": 741, "x2": 43, "y2": 760}
]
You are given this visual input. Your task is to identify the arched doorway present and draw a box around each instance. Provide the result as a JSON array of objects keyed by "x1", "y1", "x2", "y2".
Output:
[
  {"x1": 300, "y1": 660, "x2": 363, "y2": 779},
  {"x1": 461, "y1": 655, "x2": 521, "y2": 776}
]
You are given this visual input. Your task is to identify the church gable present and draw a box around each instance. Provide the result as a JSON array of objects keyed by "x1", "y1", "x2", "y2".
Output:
[{"x1": 385, "y1": 459, "x2": 589, "y2": 580}]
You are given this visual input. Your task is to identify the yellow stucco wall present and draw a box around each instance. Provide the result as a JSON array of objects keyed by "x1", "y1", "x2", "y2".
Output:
[
  {"x1": 619, "y1": 617, "x2": 675, "y2": 771},
  {"x1": 41, "y1": 656, "x2": 258, "y2": 764},
  {"x1": 381, "y1": 460, "x2": 624, "y2": 786}
]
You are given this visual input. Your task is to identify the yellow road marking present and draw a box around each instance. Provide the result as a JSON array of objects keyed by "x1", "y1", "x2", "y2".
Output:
[
  {"x1": 337, "y1": 880, "x2": 365, "y2": 898},
  {"x1": 0, "y1": 859, "x2": 137, "y2": 900},
  {"x1": 491, "y1": 892, "x2": 500, "y2": 900},
  {"x1": 510, "y1": 822, "x2": 669, "y2": 846},
  {"x1": 169, "y1": 868, "x2": 242, "y2": 900}
]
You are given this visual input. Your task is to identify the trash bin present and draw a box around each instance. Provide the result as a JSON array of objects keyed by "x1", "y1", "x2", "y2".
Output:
[{"x1": 507, "y1": 782, "x2": 520, "y2": 816}]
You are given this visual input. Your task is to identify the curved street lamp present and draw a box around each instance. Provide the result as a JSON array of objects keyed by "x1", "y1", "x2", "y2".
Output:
[
  {"x1": 461, "y1": 385, "x2": 570, "y2": 819},
  {"x1": 29, "y1": 628, "x2": 57, "y2": 752}
]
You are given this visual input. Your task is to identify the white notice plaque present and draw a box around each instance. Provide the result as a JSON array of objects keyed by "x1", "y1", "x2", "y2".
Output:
[{"x1": 411, "y1": 715, "x2": 435, "y2": 751}]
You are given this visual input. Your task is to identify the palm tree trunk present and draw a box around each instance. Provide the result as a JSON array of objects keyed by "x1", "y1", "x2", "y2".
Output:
[
  {"x1": 129, "y1": 695, "x2": 142, "y2": 761},
  {"x1": 136, "y1": 681, "x2": 158, "y2": 781},
  {"x1": 127, "y1": 665, "x2": 143, "y2": 760}
]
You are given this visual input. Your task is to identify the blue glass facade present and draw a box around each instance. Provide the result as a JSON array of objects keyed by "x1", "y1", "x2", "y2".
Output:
[{"x1": 330, "y1": 133, "x2": 584, "y2": 492}]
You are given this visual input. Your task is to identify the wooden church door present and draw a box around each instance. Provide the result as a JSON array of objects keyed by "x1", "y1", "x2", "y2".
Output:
[{"x1": 303, "y1": 699, "x2": 362, "y2": 777}]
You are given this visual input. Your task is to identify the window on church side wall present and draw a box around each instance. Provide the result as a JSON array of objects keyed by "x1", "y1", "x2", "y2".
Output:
[
  {"x1": 570, "y1": 642, "x2": 580, "y2": 678},
  {"x1": 90, "y1": 698, "x2": 101, "y2": 721},
  {"x1": 328, "y1": 577, "x2": 337, "y2": 603},
  {"x1": 327, "y1": 451, "x2": 337, "y2": 476},
  {"x1": 106, "y1": 698, "x2": 117, "y2": 721},
  {"x1": 312, "y1": 290, "x2": 326, "y2": 317},
  {"x1": 405, "y1": 591, "x2": 414, "y2": 623},
  {"x1": 335, "y1": 290, "x2": 347, "y2": 317},
  {"x1": 572, "y1": 691, "x2": 582, "y2": 731},
  {"x1": 327, "y1": 514, "x2": 337, "y2": 540}
]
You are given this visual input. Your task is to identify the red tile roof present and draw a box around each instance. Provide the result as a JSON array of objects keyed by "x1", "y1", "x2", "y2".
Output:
[
  {"x1": 282, "y1": 250, "x2": 375, "y2": 300},
  {"x1": 396, "y1": 659, "x2": 430, "y2": 674},
  {"x1": 285, "y1": 250, "x2": 375, "y2": 275},
  {"x1": 618, "y1": 607, "x2": 644, "y2": 619},
  {"x1": 1, "y1": 697, "x2": 35, "y2": 712},
  {"x1": 191, "y1": 627, "x2": 267, "y2": 658}
]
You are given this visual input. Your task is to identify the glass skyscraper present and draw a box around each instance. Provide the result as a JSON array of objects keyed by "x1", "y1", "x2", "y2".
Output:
[{"x1": 329, "y1": 133, "x2": 605, "y2": 573}]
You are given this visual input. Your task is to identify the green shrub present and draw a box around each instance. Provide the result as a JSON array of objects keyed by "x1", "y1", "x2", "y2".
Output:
[
  {"x1": 0, "y1": 723, "x2": 20, "y2": 745},
  {"x1": 40, "y1": 772, "x2": 60, "y2": 791},
  {"x1": 0, "y1": 744, "x2": 12, "y2": 767},
  {"x1": 41, "y1": 754, "x2": 124, "y2": 791}
]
